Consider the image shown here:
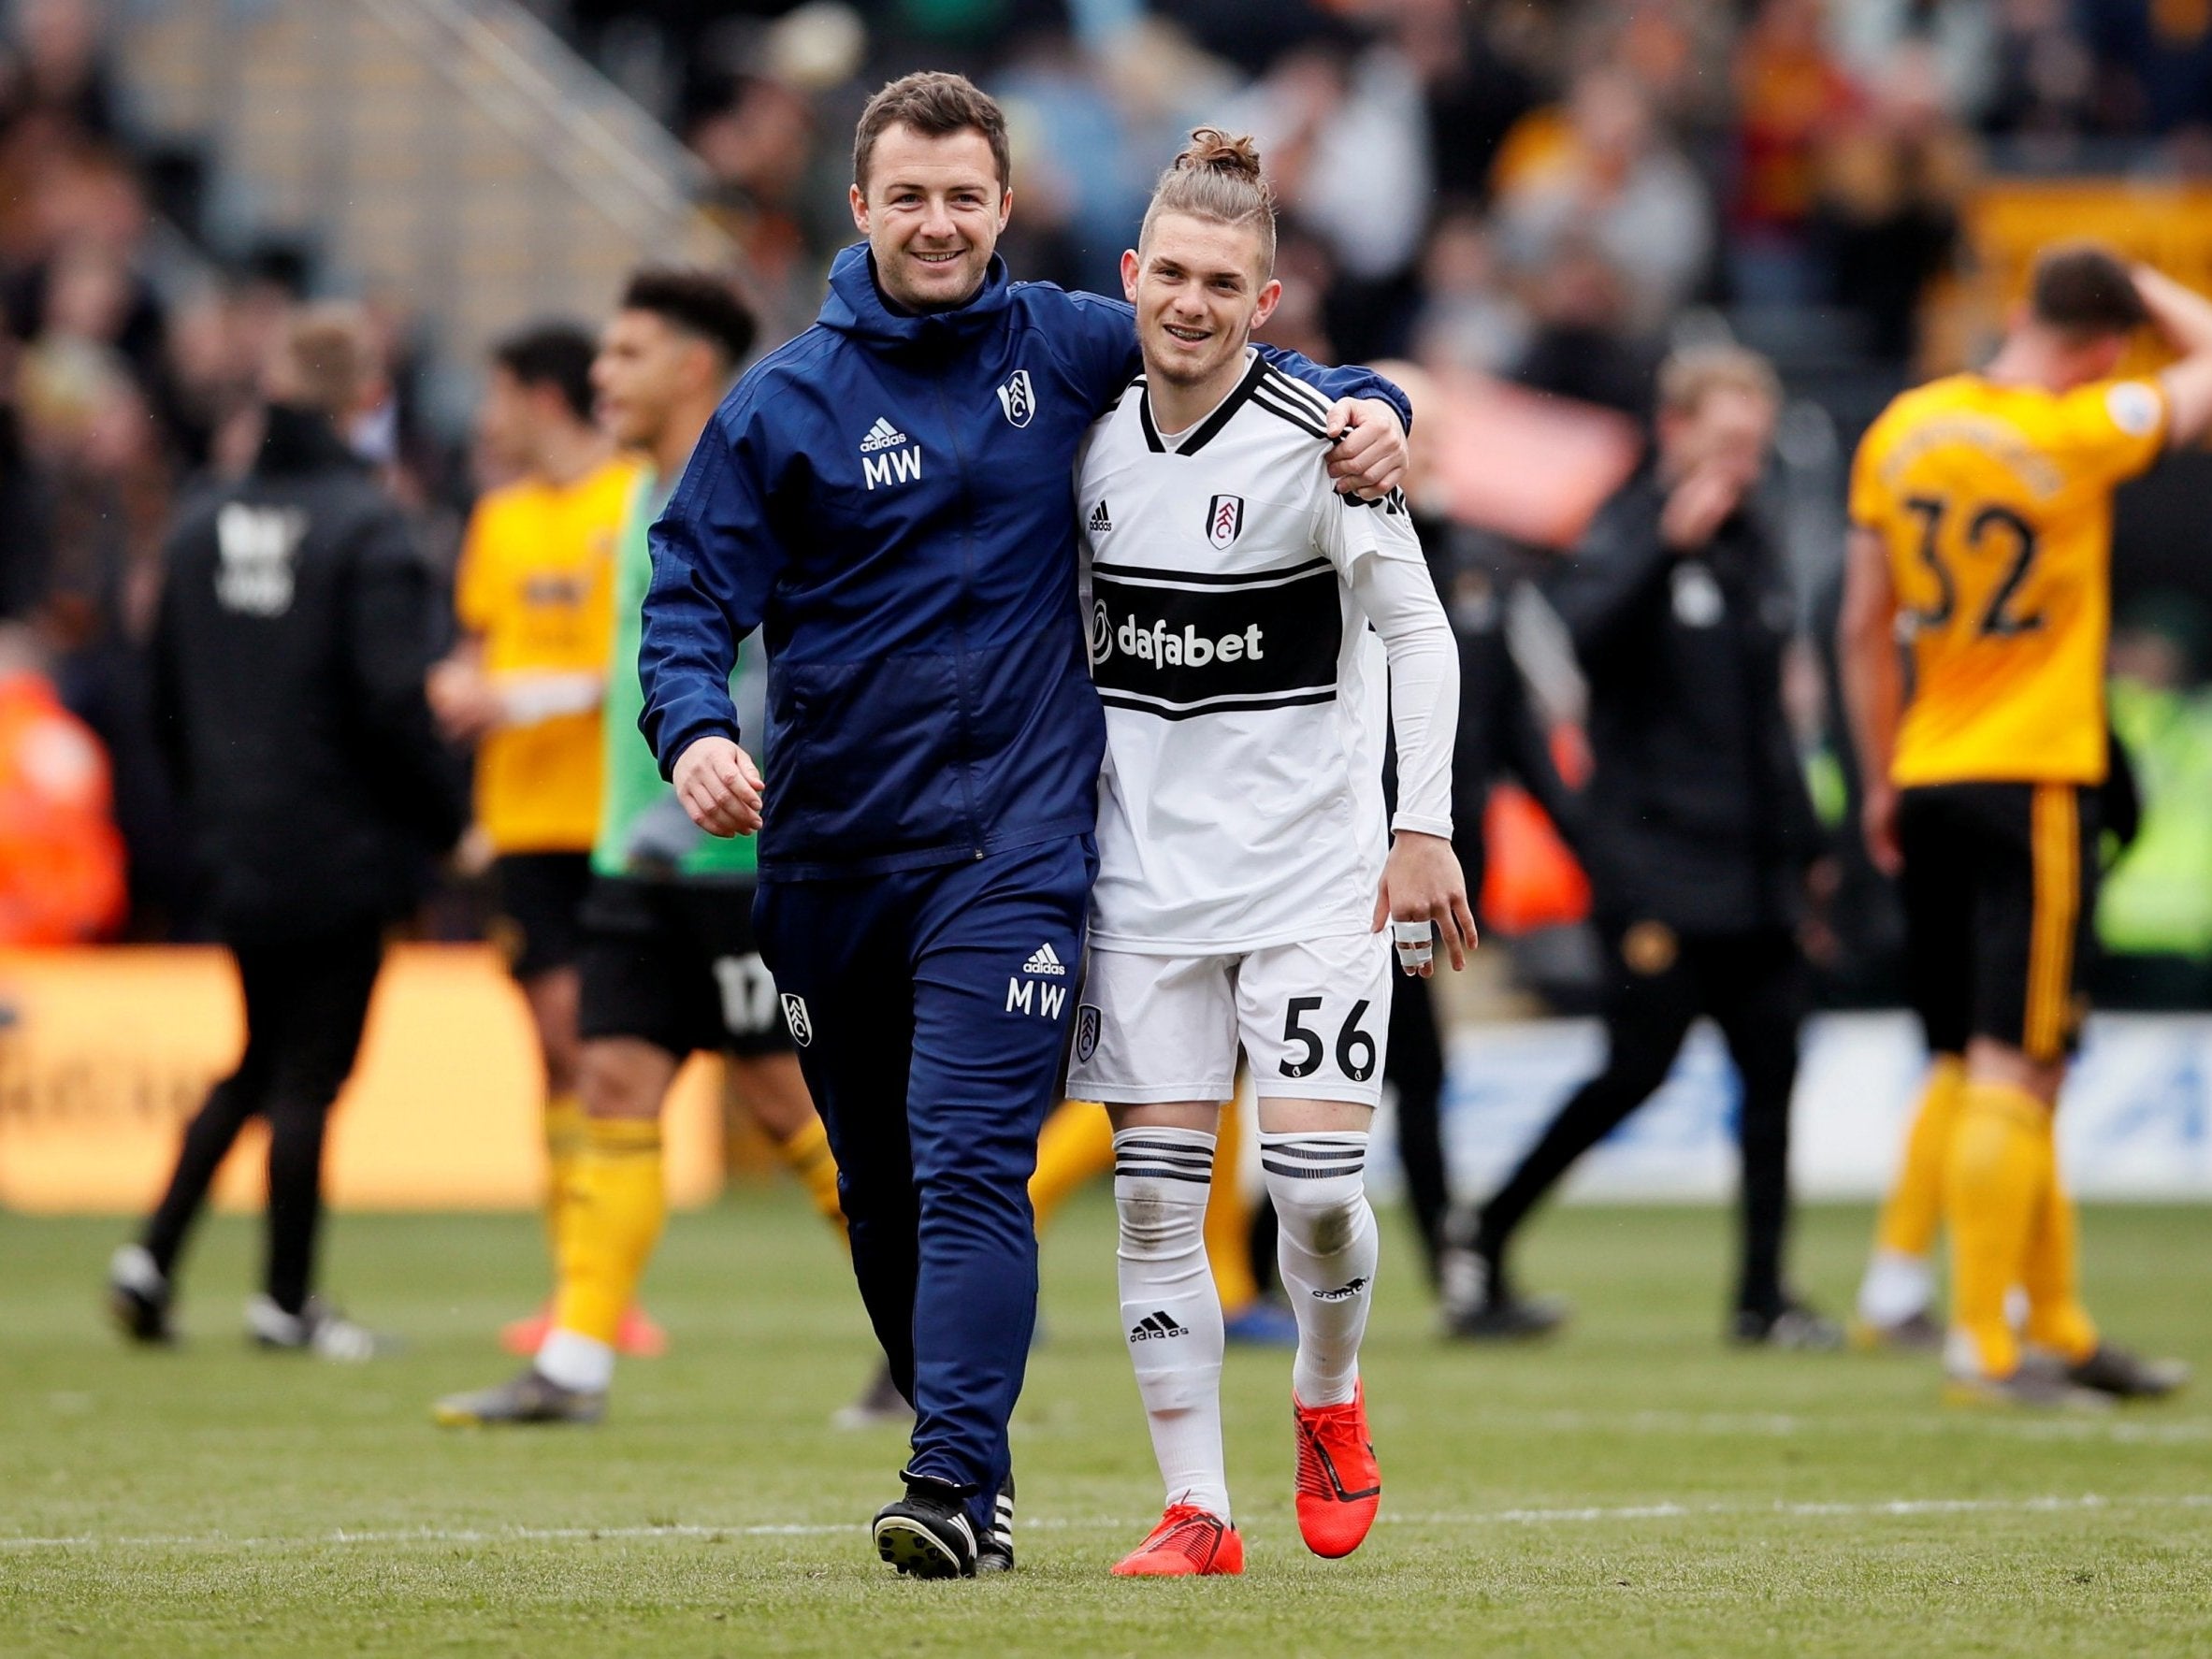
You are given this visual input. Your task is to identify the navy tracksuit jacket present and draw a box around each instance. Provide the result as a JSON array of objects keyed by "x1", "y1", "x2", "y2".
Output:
[{"x1": 641, "y1": 241, "x2": 1406, "y2": 1531}]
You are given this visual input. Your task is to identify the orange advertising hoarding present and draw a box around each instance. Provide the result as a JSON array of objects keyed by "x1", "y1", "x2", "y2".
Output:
[{"x1": 0, "y1": 945, "x2": 726, "y2": 1213}]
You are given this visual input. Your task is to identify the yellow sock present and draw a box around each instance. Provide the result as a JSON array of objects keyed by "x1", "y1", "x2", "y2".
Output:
[
  {"x1": 542, "y1": 1092, "x2": 586, "y2": 1262},
  {"x1": 777, "y1": 1114, "x2": 846, "y2": 1238},
  {"x1": 2021, "y1": 1123, "x2": 2098, "y2": 1363},
  {"x1": 1874, "y1": 1055, "x2": 1966, "y2": 1259},
  {"x1": 1944, "y1": 1081, "x2": 2048, "y2": 1378},
  {"x1": 1206, "y1": 1101, "x2": 1261, "y2": 1314},
  {"x1": 552, "y1": 1117, "x2": 666, "y2": 1348},
  {"x1": 1031, "y1": 1101, "x2": 1113, "y2": 1232}
]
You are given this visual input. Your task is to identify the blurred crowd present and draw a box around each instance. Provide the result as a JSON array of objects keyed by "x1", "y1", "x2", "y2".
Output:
[
  {"x1": 6, "y1": 0, "x2": 2212, "y2": 998},
  {"x1": 562, "y1": 0, "x2": 2212, "y2": 392}
]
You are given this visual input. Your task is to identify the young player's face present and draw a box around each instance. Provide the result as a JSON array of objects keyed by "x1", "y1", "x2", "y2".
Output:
[
  {"x1": 849, "y1": 123, "x2": 1010, "y2": 314},
  {"x1": 592, "y1": 310, "x2": 695, "y2": 453},
  {"x1": 1122, "y1": 213, "x2": 1282, "y2": 392}
]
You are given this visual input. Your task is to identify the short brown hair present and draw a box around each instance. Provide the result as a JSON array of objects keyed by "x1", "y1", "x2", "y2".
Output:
[
  {"x1": 852, "y1": 71, "x2": 1009, "y2": 195},
  {"x1": 1656, "y1": 343, "x2": 1781, "y2": 417},
  {"x1": 281, "y1": 303, "x2": 378, "y2": 420},
  {"x1": 1138, "y1": 128, "x2": 1278, "y2": 280},
  {"x1": 2030, "y1": 242, "x2": 2149, "y2": 340}
]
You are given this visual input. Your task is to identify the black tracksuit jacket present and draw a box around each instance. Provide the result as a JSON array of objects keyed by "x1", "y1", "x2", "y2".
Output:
[
  {"x1": 1544, "y1": 469, "x2": 1819, "y2": 936},
  {"x1": 152, "y1": 408, "x2": 463, "y2": 945}
]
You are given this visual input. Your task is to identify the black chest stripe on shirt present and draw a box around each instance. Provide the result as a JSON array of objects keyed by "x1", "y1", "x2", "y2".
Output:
[{"x1": 1090, "y1": 560, "x2": 1341, "y2": 718}]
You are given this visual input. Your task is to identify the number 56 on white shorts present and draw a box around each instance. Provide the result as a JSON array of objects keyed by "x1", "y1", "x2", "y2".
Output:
[{"x1": 1066, "y1": 934, "x2": 1393, "y2": 1108}]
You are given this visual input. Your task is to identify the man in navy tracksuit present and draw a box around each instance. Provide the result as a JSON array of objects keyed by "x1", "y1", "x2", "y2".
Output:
[{"x1": 639, "y1": 72, "x2": 1409, "y2": 1578}]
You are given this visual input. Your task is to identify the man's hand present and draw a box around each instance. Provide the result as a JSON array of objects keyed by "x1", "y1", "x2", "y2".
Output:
[
  {"x1": 1371, "y1": 830, "x2": 1479, "y2": 976},
  {"x1": 1323, "y1": 397, "x2": 1409, "y2": 499},
  {"x1": 1861, "y1": 779, "x2": 1901, "y2": 877},
  {"x1": 1659, "y1": 462, "x2": 1744, "y2": 553},
  {"x1": 673, "y1": 735, "x2": 764, "y2": 838},
  {"x1": 426, "y1": 657, "x2": 502, "y2": 743}
]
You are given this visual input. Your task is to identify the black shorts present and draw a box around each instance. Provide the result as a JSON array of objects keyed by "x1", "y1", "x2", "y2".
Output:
[
  {"x1": 1897, "y1": 782, "x2": 2099, "y2": 1063},
  {"x1": 491, "y1": 852, "x2": 593, "y2": 981},
  {"x1": 577, "y1": 875, "x2": 793, "y2": 1059}
]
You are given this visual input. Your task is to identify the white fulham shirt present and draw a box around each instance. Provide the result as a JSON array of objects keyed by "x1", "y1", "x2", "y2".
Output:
[{"x1": 1076, "y1": 351, "x2": 1458, "y2": 953}]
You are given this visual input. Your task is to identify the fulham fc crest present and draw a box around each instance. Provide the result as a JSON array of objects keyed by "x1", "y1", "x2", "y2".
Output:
[
  {"x1": 1206, "y1": 494, "x2": 1245, "y2": 550},
  {"x1": 996, "y1": 369, "x2": 1035, "y2": 428},
  {"x1": 781, "y1": 993, "x2": 814, "y2": 1047},
  {"x1": 1075, "y1": 1003, "x2": 1102, "y2": 1064}
]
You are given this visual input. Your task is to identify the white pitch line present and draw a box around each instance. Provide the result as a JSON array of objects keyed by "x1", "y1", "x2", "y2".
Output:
[
  {"x1": 1482, "y1": 1408, "x2": 2212, "y2": 1446},
  {"x1": 3, "y1": 1493, "x2": 2206, "y2": 1552}
]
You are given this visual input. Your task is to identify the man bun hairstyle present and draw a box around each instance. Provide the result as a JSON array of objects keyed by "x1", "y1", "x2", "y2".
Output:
[
  {"x1": 853, "y1": 70, "x2": 1010, "y2": 195},
  {"x1": 2031, "y1": 242, "x2": 2150, "y2": 341},
  {"x1": 619, "y1": 267, "x2": 757, "y2": 369},
  {"x1": 492, "y1": 322, "x2": 599, "y2": 426},
  {"x1": 1139, "y1": 128, "x2": 1278, "y2": 279}
]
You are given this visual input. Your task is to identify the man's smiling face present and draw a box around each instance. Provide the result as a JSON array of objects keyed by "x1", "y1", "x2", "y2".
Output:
[{"x1": 850, "y1": 123, "x2": 1010, "y2": 314}]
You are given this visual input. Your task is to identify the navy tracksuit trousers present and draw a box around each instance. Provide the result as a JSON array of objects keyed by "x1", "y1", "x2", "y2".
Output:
[{"x1": 755, "y1": 834, "x2": 1095, "y2": 1536}]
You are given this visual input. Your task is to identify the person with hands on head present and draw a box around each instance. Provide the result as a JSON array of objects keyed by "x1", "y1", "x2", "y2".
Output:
[
  {"x1": 638, "y1": 73, "x2": 1410, "y2": 1581},
  {"x1": 1840, "y1": 245, "x2": 2212, "y2": 1401},
  {"x1": 1439, "y1": 344, "x2": 1836, "y2": 1352}
]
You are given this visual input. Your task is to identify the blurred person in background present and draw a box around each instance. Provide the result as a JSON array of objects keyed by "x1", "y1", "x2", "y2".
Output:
[
  {"x1": 436, "y1": 268, "x2": 887, "y2": 1428},
  {"x1": 107, "y1": 304, "x2": 463, "y2": 1357},
  {"x1": 1728, "y1": 0, "x2": 1858, "y2": 306},
  {"x1": 1840, "y1": 246, "x2": 2212, "y2": 1403},
  {"x1": 1493, "y1": 62, "x2": 1713, "y2": 339},
  {"x1": 1510, "y1": 233, "x2": 1659, "y2": 419},
  {"x1": 1813, "y1": 37, "x2": 1972, "y2": 370},
  {"x1": 0, "y1": 616, "x2": 122, "y2": 943},
  {"x1": 426, "y1": 325, "x2": 648, "y2": 1359},
  {"x1": 2095, "y1": 599, "x2": 2212, "y2": 1008},
  {"x1": 1440, "y1": 346, "x2": 1837, "y2": 1350}
]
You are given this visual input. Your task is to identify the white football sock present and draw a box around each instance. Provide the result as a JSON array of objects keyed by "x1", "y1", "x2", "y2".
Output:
[
  {"x1": 536, "y1": 1327, "x2": 615, "y2": 1393},
  {"x1": 1262, "y1": 1129, "x2": 1378, "y2": 1407},
  {"x1": 1857, "y1": 1248, "x2": 1934, "y2": 1328},
  {"x1": 1113, "y1": 1126, "x2": 1229, "y2": 1522}
]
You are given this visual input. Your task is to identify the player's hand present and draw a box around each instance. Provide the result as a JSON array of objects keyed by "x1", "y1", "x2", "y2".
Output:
[
  {"x1": 673, "y1": 736, "x2": 763, "y2": 838},
  {"x1": 426, "y1": 658, "x2": 501, "y2": 743},
  {"x1": 1372, "y1": 830, "x2": 1479, "y2": 976},
  {"x1": 1659, "y1": 463, "x2": 1743, "y2": 553},
  {"x1": 1861, "y1": 780, "x2": 1901, "y2": 877},
  {"x1": 1323, "y1": 397, "x2": 1409, "y2": 500}
]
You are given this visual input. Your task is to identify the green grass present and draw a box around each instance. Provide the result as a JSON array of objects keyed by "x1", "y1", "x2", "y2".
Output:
[{"x1": 2, "y1": 1194, "x2": 2208, "y2": 1657}]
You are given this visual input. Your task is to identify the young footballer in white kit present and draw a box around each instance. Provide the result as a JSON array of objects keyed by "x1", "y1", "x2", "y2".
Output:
[{"x1": 1068, "y1": 129, "x2": 1475, "y2": 1577}]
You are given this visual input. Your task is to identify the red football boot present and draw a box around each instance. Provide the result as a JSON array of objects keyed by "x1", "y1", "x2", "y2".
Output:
[
  {"x1": 499, "y1": 1304, "x2": 666, "y2": 1358},
  {"x1": 1110, "y1": 1505, "x2": 1245, "y2": 1577},
  {"x1": 614, "y1": 1305, "x2": 667, "y2": 1358},
  {"x1": 1293, "y1": 1381, "x2": 1381, "y2": 1558},
  {"x1": 499, "y1": 1304, "x2": 552, "y2": 1357}
]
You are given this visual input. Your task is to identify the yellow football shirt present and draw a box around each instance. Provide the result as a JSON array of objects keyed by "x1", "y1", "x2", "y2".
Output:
[
  {"x1": 454, "y1": 456, "x2": 640, "y2": 853},
  {"x1": 1849, "y1": 373, "x2": 2168, "y2": 787}
]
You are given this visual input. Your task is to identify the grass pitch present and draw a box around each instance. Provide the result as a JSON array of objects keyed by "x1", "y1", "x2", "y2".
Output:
[{"x1": 2, "y1": 1192, "x2": 2207, "y2": 1657}]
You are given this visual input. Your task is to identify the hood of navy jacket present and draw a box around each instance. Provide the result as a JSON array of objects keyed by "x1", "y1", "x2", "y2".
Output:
[{"x1": 639, "y1": 240, "x2": 1410, "y2": 880}]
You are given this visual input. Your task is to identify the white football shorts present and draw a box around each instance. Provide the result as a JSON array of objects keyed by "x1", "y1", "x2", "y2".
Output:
[{"x1": 1067, "y1": 932, "x2": 1395, "y2": 1107}]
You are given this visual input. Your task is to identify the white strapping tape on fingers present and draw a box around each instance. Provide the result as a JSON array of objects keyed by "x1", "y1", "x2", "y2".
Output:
[{"x1": 1392, "y1": 919, "x2": 1434, "y2": 970}]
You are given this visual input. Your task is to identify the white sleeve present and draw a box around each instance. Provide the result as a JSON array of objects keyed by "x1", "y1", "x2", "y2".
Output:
[{"x1": 1323, "y1": 490, "x2": 1458, "y2": 840}]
